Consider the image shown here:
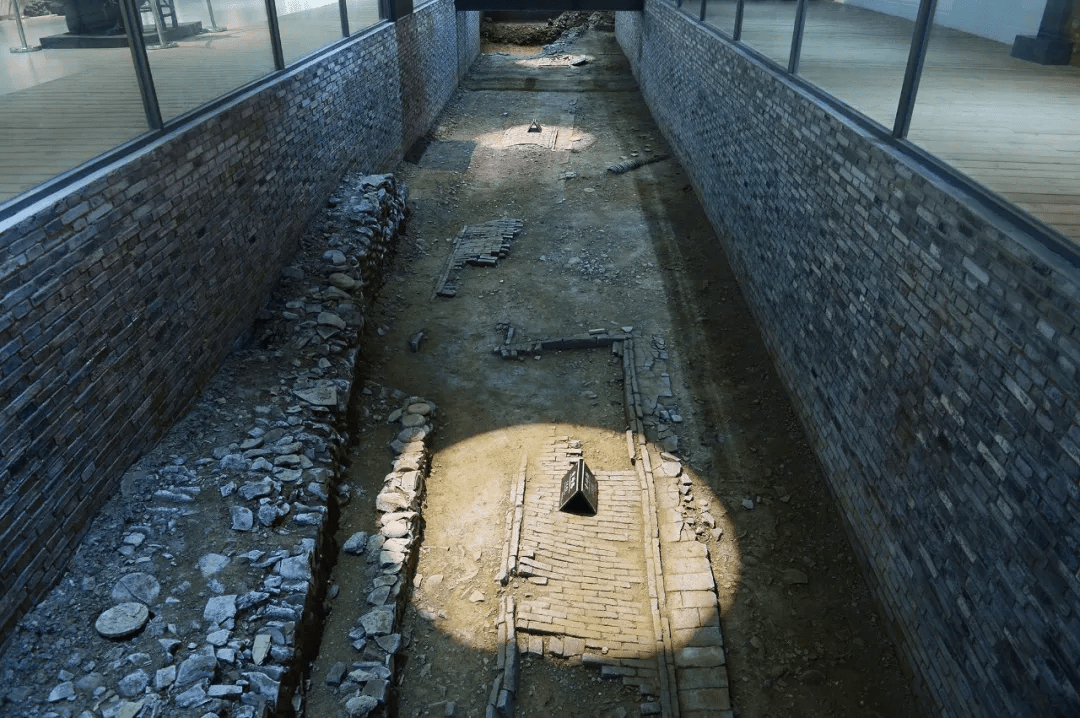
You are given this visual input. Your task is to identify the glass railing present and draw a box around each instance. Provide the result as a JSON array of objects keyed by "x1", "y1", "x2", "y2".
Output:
[
  {"x1": 697, "y1": 0, "x2": 1080, "y2": 244},
  {"x1": 0, "y1": 0, "x2": 383, "y2": 204},
  {"x1": 0, "y1": 9, "x2": 147, "y2": 200}
]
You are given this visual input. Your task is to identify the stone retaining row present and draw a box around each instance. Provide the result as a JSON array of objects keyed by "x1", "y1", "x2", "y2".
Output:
[
  {"x1": 331, "y1": 397, "x2": 436, "y2": 718},
  {"x1": 0, "y1": 173, "x2": 409, "y2": 718}
]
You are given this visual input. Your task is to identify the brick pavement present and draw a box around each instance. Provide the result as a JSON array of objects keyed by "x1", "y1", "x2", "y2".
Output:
[{"x1": 503, "y1": 426, "x2": 733, "y2": 717}]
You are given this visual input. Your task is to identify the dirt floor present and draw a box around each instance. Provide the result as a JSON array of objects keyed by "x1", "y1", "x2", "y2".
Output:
[{"x1": 307, "y1": 26, "x2": 921, "y2": 718}]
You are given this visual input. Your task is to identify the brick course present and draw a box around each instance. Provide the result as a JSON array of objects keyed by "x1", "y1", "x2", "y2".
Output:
[
  {"x1": 618, "y1": 3, "x2": 1080, "y2": 716},
  {"x1": 0, "y1": 4, "x2": 479, "y2": 647}
]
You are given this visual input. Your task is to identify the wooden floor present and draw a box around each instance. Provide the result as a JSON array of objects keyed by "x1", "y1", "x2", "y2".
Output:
[
  {"x1": 703, "y1": 0, "x2": 1080, "y2": 241},
  {"x1": 0, "y1": 1, "x2": 380, "y2": 202},
  {"x1": 3, "y1": 1, "x2": 1079, "y2": 241}
]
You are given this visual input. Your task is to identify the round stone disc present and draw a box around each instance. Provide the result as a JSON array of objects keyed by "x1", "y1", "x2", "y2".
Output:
[{"x1": 95, "y1": 602, "x2": 149, "y2": 639}]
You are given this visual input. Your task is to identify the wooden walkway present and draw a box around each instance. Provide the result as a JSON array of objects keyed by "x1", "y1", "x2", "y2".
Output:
[
  {"x1": 704, "y1": 0, "x2": 1080, "y2": 241},
  {"x1": 0, "y1": 1, "x2": 379, "y2": 202}
]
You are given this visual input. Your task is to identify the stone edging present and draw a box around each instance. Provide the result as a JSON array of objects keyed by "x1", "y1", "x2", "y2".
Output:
[{"x1": 332, "y1": 397, "x2": 437, "y2": 718}]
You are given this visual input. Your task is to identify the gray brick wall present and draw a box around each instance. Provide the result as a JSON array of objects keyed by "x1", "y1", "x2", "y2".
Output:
[
  {"x1": 618, "y1": 4, "x2": 1080, "y2": 716},
  {"x1": 397, "y1": 1, "x2": 467, "y2": 153},
  {"x1": 0, "y1": 5, "x2": 479, "y2": 646}
]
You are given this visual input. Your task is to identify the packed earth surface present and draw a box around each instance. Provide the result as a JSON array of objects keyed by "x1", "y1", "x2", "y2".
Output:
[{"x1": 0, "y1": 22, "x2": 922, "y2": 718}]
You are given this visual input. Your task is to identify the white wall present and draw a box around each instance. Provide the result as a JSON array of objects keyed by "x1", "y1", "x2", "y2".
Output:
[{"x1": 842, "y1": 0, "x2": 1046, "y2": 45}]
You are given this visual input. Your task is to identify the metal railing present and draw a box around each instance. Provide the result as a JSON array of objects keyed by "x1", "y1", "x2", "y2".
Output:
[{"x1": 686, "y1": 0, "x2": 940, "y2": 139}]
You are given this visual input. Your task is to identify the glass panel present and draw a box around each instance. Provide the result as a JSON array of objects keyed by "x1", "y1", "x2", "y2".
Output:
[
  {"x1": 797, "y1": 0, "x2": 909, "y2": 129},
  {"x1": 276, "y1": 0, "x2": 343, "y2": 64},
  {"x1": 909, "y1": 12, "x2": 1080, "y2": 242},
  {"x1": 0, "y1": 9, "x2": 148, "y2": 202},
  {"x1": 346, "y1": 0, "x2": 379, "y2": 34},
  {"x1": 738, "y1": 0, "x2": 797, "y2": 66},
  {"x1": 701, "y1": 0, "x2": 738, "y2": 37},
  {"x1": 147, "y1": 0, "x2": 276, "y2": 122}
]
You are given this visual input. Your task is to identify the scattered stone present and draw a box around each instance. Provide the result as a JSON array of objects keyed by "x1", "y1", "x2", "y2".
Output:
[
  {"x1": 47, "y1": 681, "x2": 75, "y2": 702},
  {"x1": 329, "y1": 273, "x2": 359, "y2": 290},
  {"x1": 364, "y1": 678, "x2": 390, "y2": 702},
  {"x1": 239, "y1": 479, "x2": 273, "y2": 501},
  {"x1": 742, "y1": 499, "x2": 755, "y2": 510},
  {"x1": 293, "y1": 385, "x2": 338, "y2": 407},
  {"x1": 343, "y1": 531, "x2": 369, "y2": 555},
  {"x1": 175, "y1": 654, "x2": 217, "y2": 686},
  {"x1": 110, "y1": 573, "x2": 161, "y2": 605},
  {"x1": 345, "y1": 695, "x2": 379, "y2": 717},
  {"x1": 117, "y1": 669, "x2": 149, "y2": 698},
  {"x1": 203, "y1": 595, "x2": 237, "y2": 624},
  {"x1": 375, "y1": 633, "x2": 402, "y2": 654},
  {"x1": 95, "y1": 602, "x2": 150, "y2": 638},
  {"x1": 326, "y1": 661, "x2": 348, "y2": 686},
  {"x1": 800, "y1": 669, "x2": 826, "y2": 685},
  {"x1": 207, "y1": 628, "x2": 231, "y2": 646},
  {"x1": 207, "y1": 684, "x2": 244, "y2": 698},
  {"x1": 258, "y1": 503, "x2": 281, "y2": 526},
  {"x1": 77, "y1": 672, "x2": 106, "y2": 693},
  {"x1": 244, "y1": 671, "x2": 280, "y2": 701},
  {"x1": 278, "y1": 555, "x2": 311, "y2": 581},
  {"x1": 174, "y1": 684, "x2": 208, "y2": 709},
  {"x1": 318, "y1": 311, "x2": 346, "y2": 329},
  {"x1": 231, "y1": 506, "x2": 254, "y2": 531},
  {"x1": 381, "y1": 520, "x2": 410, "y2": 538},
  {"x1": 154, "y1": 665, "x2": 177, "y2": 690},
  {"x1": 782, "y1": 568, "x2": 809, "y2": 585},
  {"x1": 661, "y1": 460, "x2": 681, "y2": 477},
  {"x1": 198, "y1": 553, "x2": 230, "y2": 577},
  {"x1": 469, "y1": 591, "x2": 485, "y2": 603},
  {"x1": 360, "y1": 607, "x2": 395, "y2": 636},
  {"x1": 252, "y1": 634, "x2": 272, "y2": 666}
]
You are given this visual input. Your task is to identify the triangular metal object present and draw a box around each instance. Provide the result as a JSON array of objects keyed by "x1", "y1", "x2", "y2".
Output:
[
  {"x1": 528, "y1": 120, "x2": 542, "y2": 133},
  {"x1": 559, "y1": 458, "x2": 598, "y2": 515}
]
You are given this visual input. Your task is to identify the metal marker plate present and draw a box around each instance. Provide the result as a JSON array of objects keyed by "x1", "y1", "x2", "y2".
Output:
[{"x1": 559, "y1": 458, "x2": 598, "y2": 515}]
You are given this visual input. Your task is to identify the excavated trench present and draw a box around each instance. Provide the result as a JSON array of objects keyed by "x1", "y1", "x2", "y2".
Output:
[
  {"x1": 0, "y1": 22, "x2": 922, "y2": 718},
  {"x1": 305, "y1": 24, "x2": 923, "y2": 718}
]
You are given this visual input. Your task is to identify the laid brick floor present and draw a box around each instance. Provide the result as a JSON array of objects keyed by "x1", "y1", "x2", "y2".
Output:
[{"x1": 507, "y1": 432, "x2": 733, "y2": 717}]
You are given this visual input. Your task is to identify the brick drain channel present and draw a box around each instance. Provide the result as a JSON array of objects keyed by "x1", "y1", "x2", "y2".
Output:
[{"x1": 484, "y1": 333, "x2": 732, "y2": 718}]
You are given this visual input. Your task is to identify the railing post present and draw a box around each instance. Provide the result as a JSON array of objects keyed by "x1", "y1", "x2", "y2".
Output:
[
  {"x1": 733, "y1": 0, "x2": 744, "y2": 41},
  {"x1": 117, "y1": 0, "x2": 163, "y2": 130},
  {"x1": 264, "y1": 0, "x2": 286, "y2": 70},
  {"x1": 146, "y1": 0, "x2": 177, "y2": 49},
  {"x1": 339, "y1": 0, "x2": 350, "y2": 37},
  {"x1": 893, "y1": 0, "x2": 937, "y2": 138},
  {"x1": 787, "y1": 0, "x2": 807, "y2": 73},
  {"x1": 205, "y1": 0, "x2": 227, "y2": 32},
  {"x1": 698, "y1": 0, "x2": 706, "y2": 23},
  {"x1": 8, "y1": 0, "x2": 42, "y2": 53}
]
